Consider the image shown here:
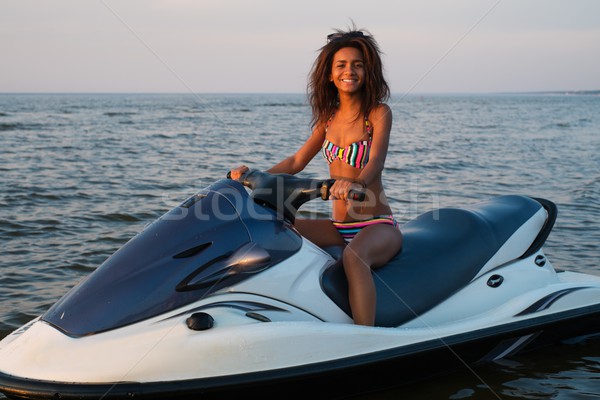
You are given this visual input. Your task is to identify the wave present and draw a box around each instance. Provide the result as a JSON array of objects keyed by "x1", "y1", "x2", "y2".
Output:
[
  {"x1": 98, "y1": 212, "x2": 143, "y2": 222},
  {"x1": 464, "y1": 124, "x2": 499, "y2": 129},
  {"x1": 541, "y1": 118, "x2": 592, "y2": 130},
  {"x1": 0, "y1": 122, "x2": 44, "y2": 131},
  {"x1": 103, "y1": 111, "x2": 137, "y2": 117}
]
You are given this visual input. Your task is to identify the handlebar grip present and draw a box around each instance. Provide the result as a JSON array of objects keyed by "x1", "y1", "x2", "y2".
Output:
[
  {"x1": 348, "y1": 189, "x2": 366, "y2": 202},
  {"x1": 320, "y1": 180, "x2": 365, "y2": 201}
]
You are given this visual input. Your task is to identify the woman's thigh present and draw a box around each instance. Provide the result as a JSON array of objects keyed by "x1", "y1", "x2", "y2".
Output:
[
  {"x1": 345, "y1": 224, "x2": 403, "y2": 268},
  {"x1": 294, "y1": 218, "x2": 345, "y2": 247}
]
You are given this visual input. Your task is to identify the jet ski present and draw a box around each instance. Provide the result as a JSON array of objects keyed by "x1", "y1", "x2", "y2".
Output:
[{"x1": 1, "y1": 170, "x2": 600, "y2": 399}]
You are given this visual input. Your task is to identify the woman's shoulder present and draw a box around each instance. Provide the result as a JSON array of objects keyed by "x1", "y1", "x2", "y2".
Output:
[
  {"x1": 369, "y1": 103, "x2": 392, "y2": 121},
  {"x1": 371, "y1": 102, "x2": 391, "y2": 114},
  {"x1": 309, "y1": 119, "x2": 328, "y2": 142}
]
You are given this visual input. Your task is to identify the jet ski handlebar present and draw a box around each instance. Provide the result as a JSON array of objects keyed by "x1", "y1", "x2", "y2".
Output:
[{"x1": 226, "y1": 169, "x2": 365, "y2": 222}]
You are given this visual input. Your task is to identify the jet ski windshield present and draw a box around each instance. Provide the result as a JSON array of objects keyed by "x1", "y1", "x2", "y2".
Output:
[{"x1": 42, "y1": 180, "x2": 302, "y2": 337}]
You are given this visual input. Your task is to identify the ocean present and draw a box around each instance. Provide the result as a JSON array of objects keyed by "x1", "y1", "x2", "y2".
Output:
[{"x1": 1, "y1": 93, "x2": 599, "y2": 398}]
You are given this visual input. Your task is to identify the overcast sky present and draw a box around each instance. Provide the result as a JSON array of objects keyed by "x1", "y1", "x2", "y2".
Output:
[{"x1": 1, "y1": 0, "x2": 599, "y2": 94}]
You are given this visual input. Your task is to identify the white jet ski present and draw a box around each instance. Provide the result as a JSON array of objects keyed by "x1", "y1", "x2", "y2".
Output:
[{"x1": 1, "y1": 170, "x2": 600, "y2": 399}]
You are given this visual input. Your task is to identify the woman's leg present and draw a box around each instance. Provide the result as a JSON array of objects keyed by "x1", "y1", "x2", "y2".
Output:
[
  {"x1": 343, "y1": 224, "x2": 403, "y2": 326},
  {"x1": 294, "y1": 218, "x2": 345, "y2": 248}
]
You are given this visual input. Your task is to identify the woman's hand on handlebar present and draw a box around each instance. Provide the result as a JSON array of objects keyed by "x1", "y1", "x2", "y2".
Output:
[
  {"x1": 228, "y1": 165, "x2": 249, "y2": 180},
  {"x1": 329, "y1": 179, "x2": 365, "y2": 201}
]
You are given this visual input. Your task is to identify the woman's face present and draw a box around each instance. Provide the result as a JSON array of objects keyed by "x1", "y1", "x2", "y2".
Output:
[{"x1": 330, "y1": 47, "x2": 365, "y2": 94}]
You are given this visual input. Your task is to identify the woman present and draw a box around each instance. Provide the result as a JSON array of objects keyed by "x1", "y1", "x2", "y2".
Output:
[{"x1": 230, "y1": 27, "x2": 402, "y2": 326}]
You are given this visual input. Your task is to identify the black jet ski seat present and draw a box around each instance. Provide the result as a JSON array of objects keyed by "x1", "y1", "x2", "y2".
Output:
[{"x1": 321, "y1": 195, "x2": 553, "y2": 327}]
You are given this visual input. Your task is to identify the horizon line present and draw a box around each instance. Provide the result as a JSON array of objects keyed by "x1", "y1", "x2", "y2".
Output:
[{"x1": 1, "y1": 89, "x2": 599, "y2": 96}]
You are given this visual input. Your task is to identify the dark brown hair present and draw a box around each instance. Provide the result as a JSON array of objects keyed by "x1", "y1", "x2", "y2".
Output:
[{"x1": 307, "y1": 26, "x2": 390, "y2": 129}]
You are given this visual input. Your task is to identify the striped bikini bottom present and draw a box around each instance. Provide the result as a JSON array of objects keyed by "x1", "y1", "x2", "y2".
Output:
[{"x1": 331, "y1": 215, "x2": 399, "y2": 243}]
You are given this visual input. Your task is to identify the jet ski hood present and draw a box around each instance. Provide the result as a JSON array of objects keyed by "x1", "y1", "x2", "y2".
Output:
[{"x1": 42, "y1": 179, "x2": 302, "y2": 337}]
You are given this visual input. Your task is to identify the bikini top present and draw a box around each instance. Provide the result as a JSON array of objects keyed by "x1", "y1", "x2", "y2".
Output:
[{"x1": 321, "y1": 113, "x2": 372, "y2": 169}]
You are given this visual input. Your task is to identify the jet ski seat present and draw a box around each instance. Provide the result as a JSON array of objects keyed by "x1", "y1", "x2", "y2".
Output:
[{"x1": 321, "y1": 195, "x2": 548, "y2": 327}]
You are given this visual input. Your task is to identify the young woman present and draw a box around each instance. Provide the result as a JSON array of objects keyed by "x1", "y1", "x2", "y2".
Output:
[{"x1": 230, "y1": 27, "x2": 402, "y2": 326}]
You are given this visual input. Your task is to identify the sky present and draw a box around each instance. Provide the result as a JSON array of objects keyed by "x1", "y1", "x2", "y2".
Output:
[{"x1": 1, "y1": 0, "x2": 599, "y2": 94}]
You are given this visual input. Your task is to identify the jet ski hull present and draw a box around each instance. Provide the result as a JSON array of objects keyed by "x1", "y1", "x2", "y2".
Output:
[{"x1": 2, "y1": 302, "x2": 600, "y2": 399}]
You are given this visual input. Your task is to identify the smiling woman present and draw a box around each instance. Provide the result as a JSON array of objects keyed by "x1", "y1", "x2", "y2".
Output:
[{"x1": 229, "y1": 25, "x2": 402, "y2": 326}]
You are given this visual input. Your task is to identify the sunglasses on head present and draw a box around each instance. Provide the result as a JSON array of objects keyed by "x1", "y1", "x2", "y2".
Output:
[{"x1": 326, "y1": 31, "x2": 365, "y2": 43}]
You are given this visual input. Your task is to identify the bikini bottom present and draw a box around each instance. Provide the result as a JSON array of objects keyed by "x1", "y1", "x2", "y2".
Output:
[{"x1": 331, "y1": 214, "x2": 398, "y2": 244}]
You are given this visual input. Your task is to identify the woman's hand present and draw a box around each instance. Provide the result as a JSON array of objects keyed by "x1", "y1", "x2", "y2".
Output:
[
  {"x1": 228, "y1": 165, "x2": 249, "y2": 180},
  {"x1": 329, "y1": 179, "x2": 365, "y2": 201}
]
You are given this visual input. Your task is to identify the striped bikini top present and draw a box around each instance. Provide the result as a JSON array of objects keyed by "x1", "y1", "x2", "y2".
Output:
[{"x1": 321, "y1": 113, "x2": 372, "y2": 169}]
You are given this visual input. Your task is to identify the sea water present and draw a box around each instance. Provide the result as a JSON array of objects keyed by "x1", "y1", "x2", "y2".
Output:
[{"x1": 1, "y1": 93, "x2": 599, "y2": 398}]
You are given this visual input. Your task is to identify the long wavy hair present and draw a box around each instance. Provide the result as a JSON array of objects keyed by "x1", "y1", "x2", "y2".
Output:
[{"x1": 307, "y1": 26, "x2": 390, "y2": 129}]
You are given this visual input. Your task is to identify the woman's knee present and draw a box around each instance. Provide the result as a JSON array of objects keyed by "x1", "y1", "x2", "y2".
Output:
[{"x1": 342, "y1": 244, "x2": 370, "y2": 269}]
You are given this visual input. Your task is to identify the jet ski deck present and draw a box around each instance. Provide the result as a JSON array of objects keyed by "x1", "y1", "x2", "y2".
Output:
[{"x1": 322, "y1": 194, "x2": 553, "y2": 326}]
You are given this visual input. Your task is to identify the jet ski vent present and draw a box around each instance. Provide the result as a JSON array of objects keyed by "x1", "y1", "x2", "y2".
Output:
[
  {"x1": 246, "y1": 312, "x2": 271, "y2": 322},
  {"x1": 173, "y1": 242, "x2": 212, "y2": 259}
]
